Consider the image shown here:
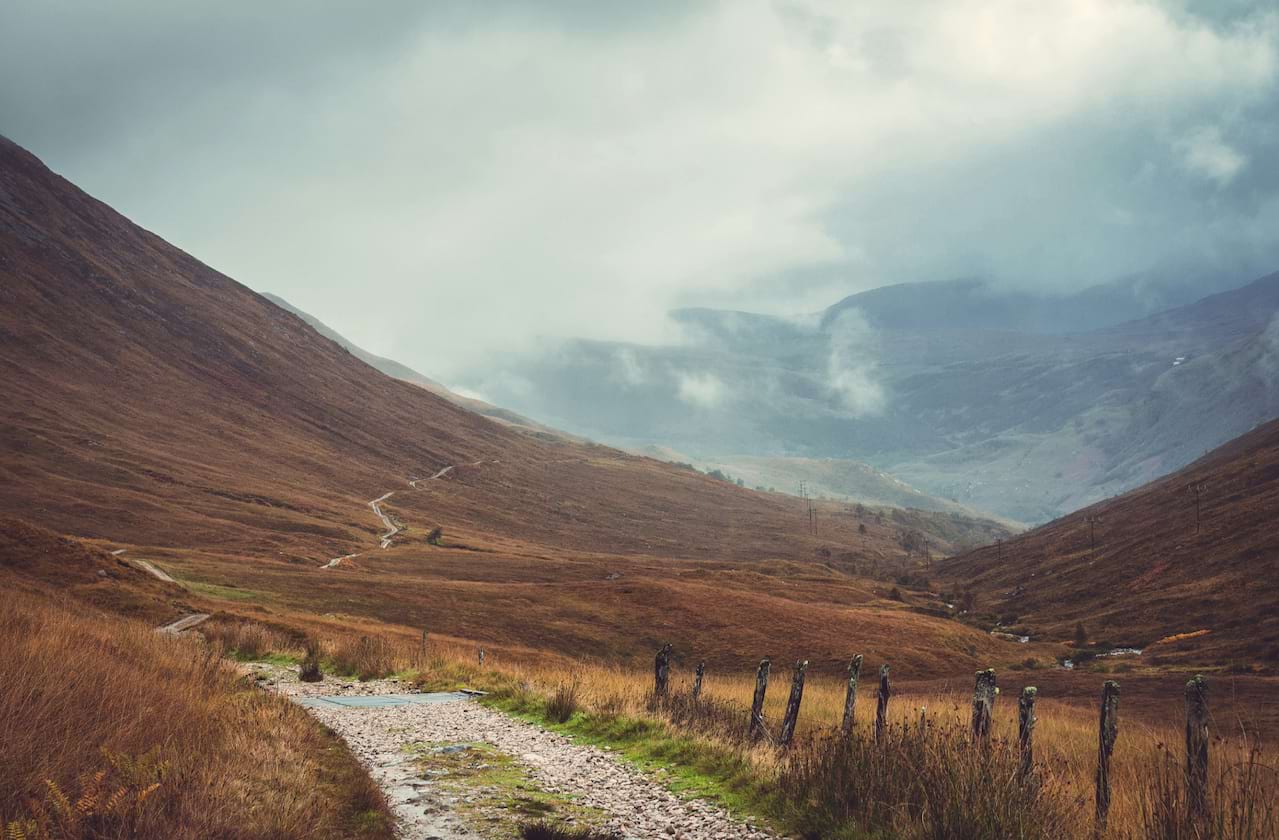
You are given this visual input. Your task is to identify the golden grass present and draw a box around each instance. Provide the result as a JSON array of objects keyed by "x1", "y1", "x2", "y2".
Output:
[
  {"x1": 340, "y1": 633, "x2": 1275, "y2": 839},
  {"x1": 0, "y1": 592, "x2": 393, "y2": 840}
]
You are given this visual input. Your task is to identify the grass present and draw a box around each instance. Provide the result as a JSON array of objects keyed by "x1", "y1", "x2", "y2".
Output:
[
  {"x1": 367, "y1": 641, "x2": 1276, "y2": 840},
  {"x1": 184, "y1": 581, "x2": 267, "y2": 602},
  {"x1": 409, "y1": 741, "x2": 608, "y2": 836},
  {"x1": 207, "y1": 617, "x2": 1278, "y2": 839},
  {"x1": 0, "y1": 590, "x2": 394, "y2": 840},
  {"x1": 519, "y1": 821, "x2": 622, "y2": 840}
]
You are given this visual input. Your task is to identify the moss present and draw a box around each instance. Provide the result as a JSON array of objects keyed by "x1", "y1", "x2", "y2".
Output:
[
  {"x1": 480, "y1": 694, "x2": 782, "y2": 831},
  {"x1": 407, "y1": 741, "x2": 606, "y2": 836}
]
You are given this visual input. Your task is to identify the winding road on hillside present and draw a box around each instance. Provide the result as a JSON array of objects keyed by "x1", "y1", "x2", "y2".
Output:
[
  {"x1": 322, "y1": 461, "x2": 496, "y2": 568},
  {"x1": 259, "y1": 666, "x2": 775, "y2": 840}
]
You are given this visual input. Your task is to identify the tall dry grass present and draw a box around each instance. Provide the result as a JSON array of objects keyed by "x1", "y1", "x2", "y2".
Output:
[
  {"x1": 204, "y1": 620, "x2": 1274, "y2": 839},
  {"x1": 370, "y1": 638, "x2": 1275, "y2": 840},
  {"x1": 0, "y1": 592, "x2": 393, "y2": 840}
]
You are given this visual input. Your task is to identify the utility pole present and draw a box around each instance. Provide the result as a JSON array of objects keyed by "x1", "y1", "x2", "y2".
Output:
[
  {"x1": 799, "y1": 481, "x2": 815, "y2": 535},
  {"x1": 1086, "y1": 515, "x2": 1101, "y2": 560}
]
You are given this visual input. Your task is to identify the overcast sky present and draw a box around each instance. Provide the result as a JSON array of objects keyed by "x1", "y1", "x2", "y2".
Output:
[{"x1": 3, "y1": 0, "x2": 1278, "y2": 379}]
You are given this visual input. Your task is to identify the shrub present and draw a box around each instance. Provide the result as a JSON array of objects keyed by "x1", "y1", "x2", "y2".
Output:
[
  {"x1": 426, "y1": 526, "x2": 443, "y2": 546},
  {"x1": 200, "y1": 619, "x2": 294, "y2": 660},
  {"x1": 299, "y1": 641, "x2": 323, "y2": 683},
  {"x1": 328, "y1": 636, "x2": 395, "y2": 681},
  {"x1": 657, "y1": 690, "x2": 750, "y2": 742},
  {"x1": 545, "y1": 680, "x2": 580, "y2": 724}
]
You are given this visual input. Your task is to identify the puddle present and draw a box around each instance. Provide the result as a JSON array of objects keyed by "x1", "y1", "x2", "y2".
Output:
[{"x1": 296, "y1": 691, "x2": 475, "y2": 709}]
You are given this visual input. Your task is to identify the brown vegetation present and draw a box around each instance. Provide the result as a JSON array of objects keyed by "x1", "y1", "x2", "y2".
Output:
[
  {"x1": 942, "y1": 417, "x2": 1279, "y2": 666},
  {"x1": 0, "y1": 590, "x2": 393, "y2": 839}
]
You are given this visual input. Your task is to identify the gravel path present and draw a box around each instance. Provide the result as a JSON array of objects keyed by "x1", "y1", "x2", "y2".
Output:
[{"x1": 256, "y1": 666, "x2": 777, "y2": 840}]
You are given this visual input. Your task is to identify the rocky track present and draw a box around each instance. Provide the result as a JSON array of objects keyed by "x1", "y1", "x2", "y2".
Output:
[{"x1": 259, "y1": 667, "x2": 776, "y2": 840}]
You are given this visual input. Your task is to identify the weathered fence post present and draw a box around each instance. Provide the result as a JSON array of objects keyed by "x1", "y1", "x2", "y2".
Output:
[
  {"x1": 1095, "y1": 680, "x2": 1121, "y2": 833},
  {"x1": 692, "y1": 661, "x2": 706, "y2": 701},
  {"x1": 654, "y1": 643, "x2": 672, "y2": 698},
  {"x1": 1019, "y1": 687, "x2": 1037, "y2": 782},
  {"x1": 749, "y1": 658, "x2": 771, "y2": 742},
  {"x1": 875, "y1": 664, "x2": 891, "y2": 742},
  {"x1": 779, "y1": 660, "x2": 808, "y2": 748},
  {"x1": 1186, "y1": 675, "x2": 1209, "y2": 823},
  {"x1": 478, "y1": 647, "x2": 485, "y2": 666},
  {"x1": 841, "y1": 654, "x2": 863, "y2": 737},
  {"x1": 971, "y1": 668, "x2": 997, "y2": 744},
  {"x1": 420, "y1": 628, "x2": 429, "y2": 661}
]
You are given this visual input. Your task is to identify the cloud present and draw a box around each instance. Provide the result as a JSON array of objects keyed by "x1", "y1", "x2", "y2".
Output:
[
  {"x1": 825, "y1": 308, "x2": 886, "y2": 416},
  {"x1": 1176, "y1": 126, "x2": 1248, "y2": 185},
  {"x1": 610, "y1": 349, "x2": 649, "y2": 387},
  {"x1": 675, "y1": 371, "x2": 727, "y2": 409},
  {"x1": 1, "y1": 1, "x2": 1278, "y2": 379}
]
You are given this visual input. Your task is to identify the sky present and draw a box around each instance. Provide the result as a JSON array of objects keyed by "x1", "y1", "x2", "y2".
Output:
[{"x1": 3, "y1": 0, "x2": 1279, "y2": 381}]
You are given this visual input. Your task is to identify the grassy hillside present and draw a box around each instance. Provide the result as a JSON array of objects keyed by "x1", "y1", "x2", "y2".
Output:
[
  {"x1": 940, "y1": 417, "x2": 1279, "y2": 668},
  {"x1": 0, "y1": 536, "x2": 393, "y2": 839}
]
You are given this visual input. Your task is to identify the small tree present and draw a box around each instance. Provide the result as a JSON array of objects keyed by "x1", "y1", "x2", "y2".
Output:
[
  {"x1": 1073, "y1": 621, "x2": 1088, "y2": 648},
  {"x1": 858, "y1": 523, "x2": 867, "y2": 534},
  {"x1": 426, "y1": 526, "x2": 443, "y2": 546}
]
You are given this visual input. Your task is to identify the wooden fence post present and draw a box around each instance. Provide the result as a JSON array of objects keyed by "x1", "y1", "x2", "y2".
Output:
[
  {"x1": 692, "y1": 661, "x2": 706, "y2": 702},
  {"x1": 779, "y1": 660, "x2": 808, "y2": 747},
  {"x1": 875, "y1": 664, "x2": 891, "y2": 742},
  {"x1": 1019, "y1": 687, "x2": 1037, "y2": 782},
  {"x1": 1185, "y1": 675, "x2": 1209, "y2": 823},
  {"x1": 750, "y1": 658, "x2": 771, "y2": 742},
  {"x1": 478, "y1": 647, "x2": 485, "y2": 666},
  {"x1": 971, "y1": 668, "x2": 997, "y2": 744},
  {"x1": 841, "y1": 654, "x2": 863, "y2": 737},
  {"x1": 1095, "y1": 680, "x2": 1120, "y2": 833},
  {"x1": 654, "y1": 643, "x2": 672, "y2": 698}
]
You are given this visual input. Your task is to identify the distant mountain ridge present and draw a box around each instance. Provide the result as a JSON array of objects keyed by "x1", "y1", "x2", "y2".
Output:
[
  {"x1": 819, "y1": 273, "x2": 1214, "y2": 334},
  {"x1": 458, "y1": 271, "x2": 1279, "y2": 523}
]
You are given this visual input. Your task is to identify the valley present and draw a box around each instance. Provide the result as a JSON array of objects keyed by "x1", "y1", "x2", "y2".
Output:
[{"x1": 2, "y1": 133, "x2": 1277, "y2": 840}]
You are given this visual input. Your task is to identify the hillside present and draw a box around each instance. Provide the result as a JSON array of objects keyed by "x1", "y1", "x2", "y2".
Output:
[
  {"x1": 0, "y1": 135, "x2": 1024, "y2": 677},
  {"x1": 636, "y1": 445, "x2": 1012, "y2": 525},
  {"x1": 262, "y1": 292, "x2": 554, "y2": 432},
  {"x1": 940, "y1": 418, "x2": 1279, "y2": 666},
  {"x1": 458, "y1": 273, "x2": 1279, "y2": 523}
]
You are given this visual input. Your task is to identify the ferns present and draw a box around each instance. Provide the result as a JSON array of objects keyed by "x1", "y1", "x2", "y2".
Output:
[{"x1": 5, "y1": 749, "x2": 169, "y2": 839}]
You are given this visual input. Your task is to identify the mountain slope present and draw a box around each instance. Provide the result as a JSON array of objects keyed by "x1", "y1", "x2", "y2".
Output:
[
  {"x1": 0, "y1": 136, "x2": 1020, "y2": 676},
  {"x1": 261, "y1": 292, "x2": 558, "y2": 433},
  {"x1": 460, "y1": 273, "x2": 1279, "y2": 522},
  {"x1": 939, "y1": 418, "x2": 1279, "y2": 665}
]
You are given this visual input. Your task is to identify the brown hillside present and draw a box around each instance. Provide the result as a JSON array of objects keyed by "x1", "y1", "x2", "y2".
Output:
[
  {"x1": 0, "y1": 136, "x2": 1016, "y2": 677},
  {"x1": 0, "y1": 517, "x2": 183, "y2": 623},
  {"x1": 941, "y1": 417, "x2": 1279, "y2": 666}
]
